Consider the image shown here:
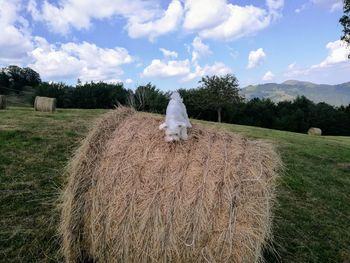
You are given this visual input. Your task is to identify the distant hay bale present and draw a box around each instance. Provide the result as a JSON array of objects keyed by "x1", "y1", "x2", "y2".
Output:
[
  {"x1": 308, "y1": 127, "x2": 322, "y2": 136},
  {"x1": 34, "y1": 96, "x2": 56, "y2": 112},
  {"x1": 60, "y1": 107, "x2": 281, "y2": 263},
  {"x1": 0, "y1": 95, "x2": 6, "y2": 110}
]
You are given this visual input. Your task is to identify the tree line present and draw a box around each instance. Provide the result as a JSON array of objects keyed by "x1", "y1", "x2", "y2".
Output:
[
  {"x1": 34, "y1": 76, "x2": 350, "y2": 136},
  {"x1": 1, "y1": 65, "x2": 350, "y2": 136}
]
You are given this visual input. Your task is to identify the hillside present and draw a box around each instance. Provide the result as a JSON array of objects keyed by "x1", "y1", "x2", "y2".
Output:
[
  {"x1": 0, "y1": 107, "x2": 349, "y2": 262},
  {"x1": 241, "y1": 80, "x2": 350, "y2": 106}
]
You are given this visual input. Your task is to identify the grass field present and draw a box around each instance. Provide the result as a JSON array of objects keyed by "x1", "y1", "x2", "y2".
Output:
[{"x1": 1, "y1": 107, "x2": 349, "y2": 262}]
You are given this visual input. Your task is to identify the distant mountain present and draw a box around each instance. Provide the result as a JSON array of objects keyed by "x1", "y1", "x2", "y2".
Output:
[{"x1": 241, "y1": 80, "x2": 350, "y2": 106}]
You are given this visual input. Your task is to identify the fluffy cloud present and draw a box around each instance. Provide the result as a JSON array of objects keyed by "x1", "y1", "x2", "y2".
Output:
[
  {"x1": 0, "y1": 0, "x2": 33, "y2": 65},
  {"x1": 142, "y1": 59, "x2": 191, "y2": 78},
  {"x1": 125, "y1": 78, "x2": 133, "y2": 84},
  {"x1": 311, "y1": 40, "x2": 349, "y2": 68},
  {"x1": 29, "y1": 38, "x2": 133, "y2": 82},
  {"x1": 262, "y1": 71, "x2": 275, "y2": 81},
  {"x1": 28, "y1": 0, "x2": 157, "y2": 35},
  {"x1": 183, "y1": 62, "x2": 232, "y2": 81},
  {"x1": 28, "y1": 0, "x2": 283, "y2": 42},
  {"x1": 192, "y1": 0, "x2": 284, "y2": 41},
  {"x1": 183, "y1": 0, "x2": 230, "y2": 31},
  {"x1": 142, "y1": 56, "x2": 231, "y2": 82},
  {"x1": 284, "y1": 40, "x2": 350, "y2": 84},
  {"x1": 247, "y1": 48, "x2": 266, "y2": 69},
  {"x1": 29, "y1": 0, "x2": 183, "y2": 40},
  {"x1": 127, "y1": 0, "x2": 183, "y2": 41},
  {"x1": 191, "y1": 37, "x2": 211, "y2": 62},
  {"x1": 160, "y1": 48, "x2": 178, "y2": 58}
]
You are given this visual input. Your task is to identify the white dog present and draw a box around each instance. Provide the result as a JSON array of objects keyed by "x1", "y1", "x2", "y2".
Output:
[{"x1": 159, "y1": 92, "x2": 192, "y2": 142}]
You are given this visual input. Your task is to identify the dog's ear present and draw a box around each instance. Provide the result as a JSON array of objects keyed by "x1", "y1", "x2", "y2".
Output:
[{"x1": 159, "y1": 123, "x2": 167, "y2": 130}]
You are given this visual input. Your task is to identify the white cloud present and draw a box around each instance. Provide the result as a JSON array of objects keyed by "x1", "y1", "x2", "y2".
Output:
[
  {"x1": 191, "y1": 37, "x2": 211, "y2": 62},
  {"x1": 311, "y1": 0, "x2": 342, "y2": 11},
  {"x1": 284, "y1": 40, "x2": 350, "y2": 84},
  {"x1": 142, "y1": 57, "x2": 231, "y2": 82},
  {"x1": 183, "y1": 62, "x2": 232, "y2": 81},
  {"x1": 28, "y1": 0, "x2": 157, "y2": 35},
  {"x1": 28, "y1": 0, "x2": 284, "y2": 42},
  {"x1": 247, "y1": 48, "x2": 266, "y2": 69},
  {"x1": 295, "y1": 4, "x2": 308, "y2": 13},
  {"x1": 29, "y1": 38, "x2": 133, "y2": 82},
  {"x1": 196, "y1": 0, "x2": 283, "y2": 41},
  {"x1": 183, "y1": 0, "x2": 230, "y2": 31},
  {"x1": 267, "y1": 0, "x2": 284, "y2": 18},
  {"x1": 125, "y1": 0, "x2": 183, "y2": 41},
  {"x1": 297, "y1": 0, "x2": 342, "y2": 13},
  {"x1": 159, "y1": 48, "x2": 178, "y2": 58},
  {"x1": 285, "y1": 63, "x2": 309, "y2": 77},
  {"x1": 267, "y1": 0, "x2": 284, "y2": 11},
  {"x1": 262, "y1": 71, "x2": 275, "y2": 81},
  {"x1": 311, "y1": 40, "x2": 349, "y2": 68},
  {"x1": 125, "y1": 78, "x2": 133, "y2": 84},
  {"x1": 29, "y1": 0, "x2": 182, "y2": 40},
  {"x1": 142, "y1": 59, "x2": 191, "y2": 78},
  {"x1": 0, "y1": 0, "x2": 33, "y2": 65}
]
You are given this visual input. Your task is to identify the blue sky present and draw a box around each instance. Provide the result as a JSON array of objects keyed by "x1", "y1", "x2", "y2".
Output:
[{"x1": 0, "y1": 0, "x2": 349, "y2": 91}]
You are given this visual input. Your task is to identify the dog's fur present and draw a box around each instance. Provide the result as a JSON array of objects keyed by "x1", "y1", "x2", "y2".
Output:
[{"x1": 159, "y1": 92, "x2": 192, "y2": 142}]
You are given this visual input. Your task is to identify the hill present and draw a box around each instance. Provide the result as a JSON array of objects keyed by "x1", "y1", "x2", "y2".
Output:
[
  {"x1": 241, "y1": 80, "x2": 350, "y2": 106},
  {"x1": 0, "y1": 107, "x2": 349, "y2": 262}
]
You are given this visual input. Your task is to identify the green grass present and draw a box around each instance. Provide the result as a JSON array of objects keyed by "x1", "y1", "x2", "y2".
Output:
[{"x1": 1, "y1": 107, "x2": 349, "y2": 262}]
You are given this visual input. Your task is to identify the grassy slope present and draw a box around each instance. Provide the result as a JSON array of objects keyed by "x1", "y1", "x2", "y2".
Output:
[{"x1": 0, "y1": 107, "x2": 349, "y2": 262}]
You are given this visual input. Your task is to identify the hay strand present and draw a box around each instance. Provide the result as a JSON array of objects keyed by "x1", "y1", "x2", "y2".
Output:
[
  {"x1": 34, "y1": 96, "x2": 57, "y2": 112},
  {"x1": 61, "y1": 107, "x2": 281, "y2": 263}
]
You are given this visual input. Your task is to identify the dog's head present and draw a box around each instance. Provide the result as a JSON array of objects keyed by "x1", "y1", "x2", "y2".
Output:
[{"x1": 160, "y1": 122, "x2": 186, "y2": 142}]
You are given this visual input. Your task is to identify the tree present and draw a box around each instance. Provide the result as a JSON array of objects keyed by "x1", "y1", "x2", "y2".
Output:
[
  {"x1": 0, "y1": 65, "x2": 41, "y2": 92},
  {"x1": 198, "y1": 74, "x2": 243, "y2": 122},
  {"x1": 0, "y1": 71, "x2": 10, "y2": 94},
  {"x1": 22, "y1": 67, "x2": 41, "y2": 87},
  {"x1": 134, "y1": 83, "x2": 167, "y2": 113},
  {"x1": 340, "y1": 0, "x2": 350, "y2": 57}
]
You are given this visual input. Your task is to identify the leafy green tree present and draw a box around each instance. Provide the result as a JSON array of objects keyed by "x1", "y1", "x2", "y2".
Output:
[
  {"x1": 22, "y1": 67, "x2": 41, "y2": 87},
  {"x1": 0, "y1": 65, "x2": 41, "y2": 92},
  {"x1": 340, "y1": 0, "x2": 350, "y2": 57},
  {"x1": 244, "y1": 98, "x2": 277, "y2": 128},
  {"x1": 34, "y1": 82, "x2": 73, "y2": 108},
  {"x1": 178, "y1": 88, "x2": 214, "y2": 120},
  {"x1": 0, "y1": 71, "x2": 10, "y2": 94},
  {"x1": 198, "y1": 74, "x2": 243, "y2": 122},
  {"x1": 72, "y1": 82, "x2": 128, "y2": 108},
  {"x1": 134, "y1": 83, "x2": 168, "y2": 113}
]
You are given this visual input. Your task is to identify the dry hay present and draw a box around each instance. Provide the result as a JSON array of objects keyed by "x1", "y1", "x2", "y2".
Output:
[
  {"x1": 34, "y1": 96, "x2": 57, "y2": 112},
  {"x1": 61, "y1": 107, "x2": 281, "y2": 263},
  {"x1": 0, "y1": 95, "x2": 6, "y2": 110},
  {"x1": 308, "y1": 127, "x2": 322, "y2": 136}
]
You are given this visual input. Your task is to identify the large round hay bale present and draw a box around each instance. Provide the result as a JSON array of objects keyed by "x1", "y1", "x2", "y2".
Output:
[
  {"x1": 308, "y1": 127, "x2": 322, "y2": 136},
  {"x1": 34, "y1": 96, "x2": 56, "y2": 112},
  {"x1": 61, "y1": 107, "x2": 281, "y2": 263},
  {"x1": 0, "y1": 95, "x2": 6, "y2": 110}
]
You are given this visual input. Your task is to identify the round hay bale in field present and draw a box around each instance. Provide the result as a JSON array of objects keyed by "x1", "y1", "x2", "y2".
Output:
[
  {"x1": 61, "y1": 107, "x2": 281, "y2": 263},
  {"x1": 0, "y1": 95, "x2": 6, "y2": 109},
  {"x1": 308, "y1": 127, "x2": 322, "y2": 136},
  {"x1": 34, "y1": 96, "x2": 56, "y2": 112}
]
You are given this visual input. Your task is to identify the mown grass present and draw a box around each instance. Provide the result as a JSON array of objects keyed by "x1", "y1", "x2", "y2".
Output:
[{"x1": 1, "y1": 107, "x2": 349, "y2": 262}]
